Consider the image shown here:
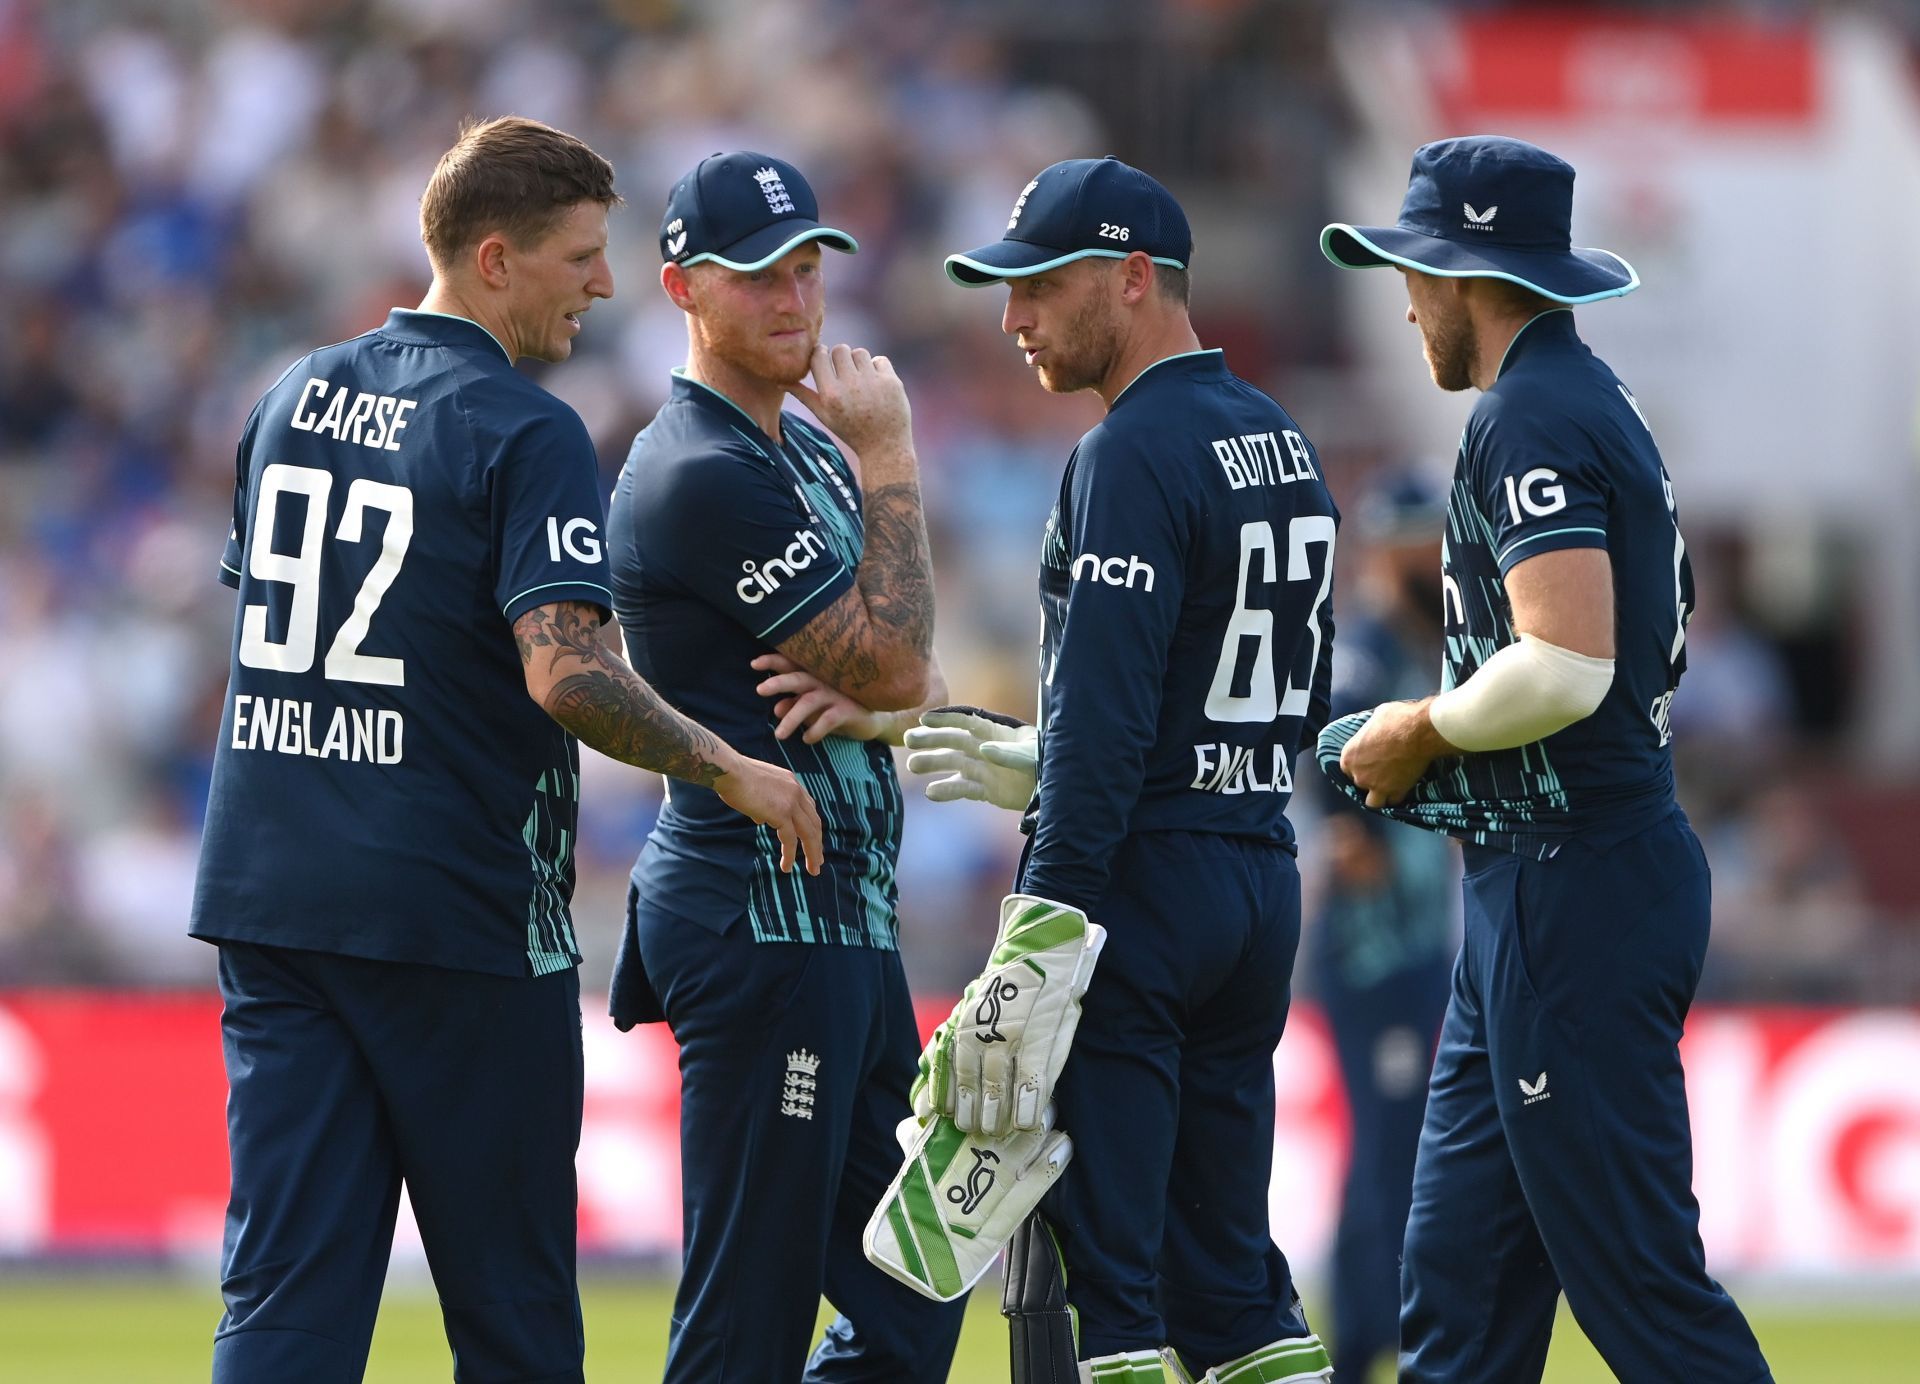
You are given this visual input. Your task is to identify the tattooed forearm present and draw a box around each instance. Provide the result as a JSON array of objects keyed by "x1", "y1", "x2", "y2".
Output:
[
  {"x1": 514, "y1": 602, "x2": 729, "y2": 785},
  {"x1": 774, "y1": 476, "x2": 934, "y2": 709},
  {"x1": 861, "y1": 481, "x2": 934, "y2": 655},
  {"x1": 547, "y1": 669, "x2": 727, "y2": 785}
]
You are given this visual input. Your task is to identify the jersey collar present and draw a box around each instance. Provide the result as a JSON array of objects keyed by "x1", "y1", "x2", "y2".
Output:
[
  {"x1": 1493, "y1": 308, "x2": 1577, "y2": 381},
  {"x1": 1109, "y1": 347, "x2": 1228, "y2": 409},
  {"x1": 667, "y1": 368, "x2": 791, "y2": 450},
  {"x1": 382, "y1": 309, "x2": 512, "y2": 363}
]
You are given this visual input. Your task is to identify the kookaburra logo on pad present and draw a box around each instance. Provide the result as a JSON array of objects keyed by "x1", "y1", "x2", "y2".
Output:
[
  {"x1": 1463, "y1": 203, "x2": 1498, "y2": 229},
  {"x1": 947, "y1": 1147, "x2": 1001, "y2": 1216},
  {"x1": 971, "y1": 979, "x2": 1020, "y2": 1043}
]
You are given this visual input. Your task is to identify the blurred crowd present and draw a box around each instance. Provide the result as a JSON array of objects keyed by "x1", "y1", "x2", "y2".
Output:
[{"x1": 0, "y1": 0, "x2": 1914, "y2": 1003}]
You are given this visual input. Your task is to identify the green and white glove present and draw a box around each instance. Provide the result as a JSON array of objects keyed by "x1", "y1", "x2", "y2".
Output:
[
  {"x1": 864, "y1": 1107, "x2": 1073, "y2": 1302},
  {"x1": 914, "y1": 894, "x2": 1105, "y2": 1136},
  {"x1": 903, "y1": 705, "x2": 1039, "y2": 812}
]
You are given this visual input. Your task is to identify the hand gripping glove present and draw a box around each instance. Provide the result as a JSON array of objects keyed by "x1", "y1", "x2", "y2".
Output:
[
  {"x1": 903, "y1": 705, "x2": 1039, "y2": 812},
  {"x1": 863, "y1": 1108, "x2": 1072, "y2": 1302},
  {"x1": 913, "y1": 894, "x2": 1106, "y2": 1136}
]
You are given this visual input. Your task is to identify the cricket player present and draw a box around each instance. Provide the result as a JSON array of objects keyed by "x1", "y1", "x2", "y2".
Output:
[
  {"x1": 189, "y1": 118, "x2": 820, "y2": 1384},
  {"x1": 1319, "y1": 135, "x2": 1772, "y2": 1381},
  {"x1": 907, "y1": 156, "x2": 1338, "y2": 1384},
  {"x1": 604, "y1": 151, "x2": 965, "y2": 1383}
]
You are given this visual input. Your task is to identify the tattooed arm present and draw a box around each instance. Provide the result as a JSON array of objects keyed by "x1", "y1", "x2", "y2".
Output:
[
  {"x1": 780, "y1": 343, "x2": 934, "y2": 711},
  {"x1": 515, "y1": 601, "x2": 826, "y2": 873},
  {"x1": 749, "y1": 652, "x2": 951, "y2": 747}
]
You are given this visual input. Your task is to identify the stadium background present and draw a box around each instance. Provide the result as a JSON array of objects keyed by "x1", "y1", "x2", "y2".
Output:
[{"x1": 2, "y1": 0, "x2": 1918, "y2": 1378}]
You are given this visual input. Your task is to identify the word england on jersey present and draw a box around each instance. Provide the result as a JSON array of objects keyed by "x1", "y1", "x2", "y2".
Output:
[{"x1": 229, "y1": 694, "x2": 403, "y2": 764}]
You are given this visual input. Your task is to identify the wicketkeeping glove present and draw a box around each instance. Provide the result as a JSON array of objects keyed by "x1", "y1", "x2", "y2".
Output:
[
  {"x1": 902, "y1": 705, "x2": 1038, "y2": 812},
  {"x1": 863, "y1": 1107, "x2": 1072, "y2": 1302},
  {"x1": 913, "y1": 894, "x2": 1105, "y2": 1137}
]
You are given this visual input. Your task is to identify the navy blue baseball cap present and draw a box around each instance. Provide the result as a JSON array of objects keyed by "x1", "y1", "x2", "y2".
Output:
[
  {"x1": 1321, "y1": 136, "x2": 1636, "y2": 305},
  {"x1": 945, "y1": 156, "x2": 1191, "y2": 287},
  {"x1": 660, "y1": 151, "x2": 857, "y2": 271}
]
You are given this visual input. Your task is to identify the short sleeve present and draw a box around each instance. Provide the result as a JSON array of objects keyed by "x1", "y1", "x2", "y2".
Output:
[
  {"x1": 492, "y1": 408, "x2": 616, "y2": 623},
  {"x1": 218, "y1": 405, "x2": 263, "y2": 588},
  {"x1": 1472, "y1": 393, "x2": 1612, "y2": 576},
  {"x1": 633, "y1": 446, "x2": 855, "y2": 643}
]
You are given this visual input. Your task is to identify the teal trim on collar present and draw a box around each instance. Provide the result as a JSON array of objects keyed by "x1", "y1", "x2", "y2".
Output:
[
  {"x1": 669, "y1": 368, "x2": 784, "y2": 445},
  {"x1": 1494, "y1": 309, "x2": 1574, "y2": 380},
  {"x1": 1110, "y1": 348, "x2": 1226, "y2": 408},
  {"x1": 392, "y1": 308, "x2": 512, "y2": 362}
]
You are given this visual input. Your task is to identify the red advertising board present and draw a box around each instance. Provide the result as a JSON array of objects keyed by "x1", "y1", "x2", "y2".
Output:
[{"x1": 2, "y1": 995, "x2": 1917, "y2": 1275}]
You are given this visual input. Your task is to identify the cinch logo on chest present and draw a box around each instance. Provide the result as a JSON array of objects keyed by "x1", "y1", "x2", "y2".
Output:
[
  {"x1": 738, "y1": 526, "x2": 828, "y2": 604},
  {"x1": 1070, "y1": 551, "x2": 1155, "y2": 592}
]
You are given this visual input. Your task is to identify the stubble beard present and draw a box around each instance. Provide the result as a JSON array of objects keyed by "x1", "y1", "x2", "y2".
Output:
[
  {"x1": 1421, "y1": 307, "x2": 1478, "y2": 393},
  {"x1": 707, "y1": 314, "x2": 820, "y2": 388},
  {"x1": 1035, "y1": 290, "x2": 1122, "y2": 396}
]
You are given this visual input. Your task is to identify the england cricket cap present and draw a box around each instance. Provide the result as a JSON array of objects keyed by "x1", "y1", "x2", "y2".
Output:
[
  {"x1": 1321, "y1": 135, "x2": 1637, "y2": 305},
  {"x1": 660, "y1": 151, "x2": 857, "y2": 271},
  {"x1": 945, "y1": 156, "x2": 1191, "y2": 287}
]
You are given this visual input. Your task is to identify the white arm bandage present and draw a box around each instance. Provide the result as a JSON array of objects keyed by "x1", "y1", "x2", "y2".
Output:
[{"x1": 1427, "y1": 633, "x2": 1615, "y2": 753}]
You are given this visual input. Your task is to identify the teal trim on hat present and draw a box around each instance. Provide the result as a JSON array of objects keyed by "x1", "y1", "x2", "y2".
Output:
[
  {"x1": 1319, "y1": 223, "x2": 1638, "y2": 306},
  {"x1": 682, "y1": 225, "x2": 860, "y2": 273},
  {"x1": 944, "y1": 247, "x2": 1187, "y2": 288}
]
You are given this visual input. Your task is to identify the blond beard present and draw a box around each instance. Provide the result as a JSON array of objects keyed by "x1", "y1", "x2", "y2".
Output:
[
  {"x1": 1421, "y1": 308, "x2": 1478, "y2": 393},
  {"x1": 1036, "y1": 288, "x2": 1123, "y2": 396}
]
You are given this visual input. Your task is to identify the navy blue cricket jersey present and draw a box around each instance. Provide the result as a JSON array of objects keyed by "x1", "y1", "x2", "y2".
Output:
[
  {"x1": 190, "y1": 309, "x2": 615, "y2": 976},
  {"x1": 610, "y1": 373, "x2": 902, "y2": 949},
  {"x1": 1326, "y1": 310, "x2": 1691, "y2": 860},
  {"x1": 1021, "y1": 350, "x2": 1339, "y2": 913}
]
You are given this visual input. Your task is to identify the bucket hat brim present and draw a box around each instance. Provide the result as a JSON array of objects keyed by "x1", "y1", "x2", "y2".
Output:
[{"x1": 1321, "y1": 222, "x2": 1637, "y2": 305}]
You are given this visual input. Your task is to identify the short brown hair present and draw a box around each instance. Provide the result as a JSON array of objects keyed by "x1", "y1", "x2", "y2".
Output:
[{"x1": 419, "y1": 116, "x2": 620, "y2": 270}]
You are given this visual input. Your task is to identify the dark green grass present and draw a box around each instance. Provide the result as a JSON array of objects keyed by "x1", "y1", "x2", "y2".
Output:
[{"x1": 2, "y1": 1275, "x2": 1914, "y2": 1381}]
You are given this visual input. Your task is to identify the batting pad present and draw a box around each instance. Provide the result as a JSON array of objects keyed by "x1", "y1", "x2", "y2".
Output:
[{"x1": 863, "y1": 1111, "x2": 1072, "y2": 1302}]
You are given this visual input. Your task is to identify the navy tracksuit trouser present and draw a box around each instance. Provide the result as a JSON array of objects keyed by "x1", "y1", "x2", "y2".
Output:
[
  {"x1": 1321, "y1": 956, "x2": 1449, "y2": 1376},
  {"x1": 631, "y1": 898, "x2": 965, "y2": 1384},
  {"x1": 1400, "y1": 810, "x2": 1771, "y2": 1383},
  {"x1": 1038, "y1": 830, "x2": 1318, "y2": 1369},
  {"x1": 213, "y1": 942, "x2": 585, "y2": 1384}
]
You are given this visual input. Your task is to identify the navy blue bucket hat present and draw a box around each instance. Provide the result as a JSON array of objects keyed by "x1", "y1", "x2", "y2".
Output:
[
  {"x1": 1321, "y1": 136, "x2": 1636, "y2": 305},
  {"x1": 660, "y1": 151, "x2": 857, "y2": 271},
  {"x1": 946, "y1": 156, "x2": 1190, "y2": 286}
]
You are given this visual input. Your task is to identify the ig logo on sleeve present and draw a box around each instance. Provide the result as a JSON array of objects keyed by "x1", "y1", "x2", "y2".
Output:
[{"x1": 546, "y1": 517, "x2": 603, "y2": 563}]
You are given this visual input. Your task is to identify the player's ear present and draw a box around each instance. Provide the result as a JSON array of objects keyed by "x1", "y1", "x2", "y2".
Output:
[
  {"x1": 1117, "y1": 251, "x2": 1155, "y2": 306},
  {"x1": 473, "y1": 233, "x2": 511, "y2": 290},
  {"x1": 661, "y1": 261, "x2": 697, "y2": 313}
]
